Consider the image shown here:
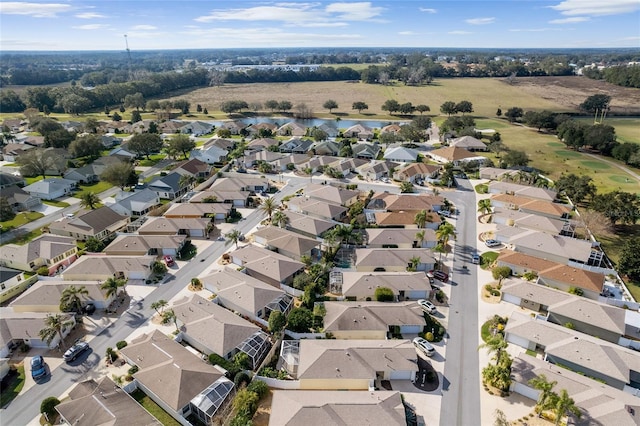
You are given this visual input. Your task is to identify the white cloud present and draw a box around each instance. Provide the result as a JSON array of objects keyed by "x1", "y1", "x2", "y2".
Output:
[
  {"x1": 75, "y1": 12, "x2": 106, "y2": 19},
  {"x1": 131, "y1": 25, "x2": 158, "y2": 30},
  {"x1": 465, "y1": 17, "x2": 495, "y2": 25},
  {"x1": 195, "y1": 2, "x2": 383, "y2": 25},
  {"x1": 398, "y1": 31, "x2": 418, "y2": 35},
  {"x1": 127, "y1": 30, "x2": 168, "y2": 39},
  {"x1": 549, "y1": 16, "x2": 590, "y2": 24},
  {"x1": 448, "y1": 30, "x2": 472, "y2": 35},
  {"x1": 419, "y1": 8, "x2": 437, "y2": 13},
  {"x1": 550, "y1": 0, "x2": 639, "y2": 16},
  {"x1": 0, "y1": 2, "x2": 71, "y2": 18},
  {"x1": 292, "y1": 22, "x2": 348, "y2": 27},
  {"x1": 324, "y1": 2, "x2": 383, "y2": 20},
  {"x1": 509, "y1": 28, "x2": 552, "y2": 32},
  {"x1": 72, "y1": 24, "x2": 109, "y2": 30},
  {"x1": 181, "y1": 27, "x2": 362, "y2": 45}
]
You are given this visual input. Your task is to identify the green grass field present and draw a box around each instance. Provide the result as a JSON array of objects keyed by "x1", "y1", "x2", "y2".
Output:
[
  {"x1": 0, "y1": 211, "x2": 44, "y2": 232},
  {"x1": 75, "y1": 181, "x2": 113, "y2": 198},
  {"x1": 130, "y1": 389, "x2": 181, "y2": 426},
  {"x1": 576, "y1": 117, "x2": 640, "y2": 145}
]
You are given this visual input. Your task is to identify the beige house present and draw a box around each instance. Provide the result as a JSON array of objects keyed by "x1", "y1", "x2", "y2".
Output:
[
  {"x1": 367, "y1": 192, "x2": 444, "y2": 213},
  {"x1": 48, "y1": 207, "x2": 129, "y2": 241},
  {"x1": 509, "y1": 231, "x2": 595, "y2": 265},
  {"x1": 287, "y1": 197, "x2": 348, "y2": 221},
  {"x1": 428, "y1": 146, "x2": 487, "y2": 165},
  {"x1": 137, "y1": 217, "x2": 211, "y2": 238},
  {"x1": 488, "y1": 181, "x2": 557, "y2": 202},
  {"x1": 0, "y1": 234, "x2": 78, "y2": 275},
  {"x1": 251, "y1": 226, "x2": 320, "y2": 261},
  {"x1": 10, "y1": 280, "x2": 112, "y2": 312},
  {"x1": 490, "y1": 193, "x2": 571, "y2": 219},
  {"x1": 538, "y1": 264, "x2": 605, "y2": 300},
  {"x1": 304, "y1": 183, "x2": 360, "y2": 207},
  {"x1": 103, "y1": 234, "x2": 187, "y2": 257},
  {"x1": 374, "y1": 211, "x2": 441, "y2": 229},
  {"x1": 392, "y1": 162, "x2": 440, "y2": 183},
  {"x1": 339, "y1": 271, "x2": 433, "y2": 301},
  {"x1": 62, "y1": 255, "x2": 155, "y2": 282},
  {"x1": 282, "y1": 339, "x2": 417, "y2": 389},
  {"x1": 269, "y1": 390, "x2": 406, "y2": 426},
  {"x1": 282, "y1": 211, "x2": 336, "y2": 239},
  {"x1": 365, "y1": 228, "x2": 437, "y2": 249},
  {"x1": 0, "y1": 310, "x2": 75, "y2": 352},
  {"x1": 163, "y1": 202, "x2": 231, "y2": 220},
  {"x1": 230, "y1": 245, "x2": 304, "y2": 289},
  {"x1": 322, "y1": 301, "x2": 426, "y2": 339},
  {"x1": 0, "y1": 267, "x2": 38, "y2": 304},
  {"x1": 354, "y1": 248, "x2": 435, "y2": 272},
  {"x1": 120, "y1": 330, "x2": 234, "y2": 425}
]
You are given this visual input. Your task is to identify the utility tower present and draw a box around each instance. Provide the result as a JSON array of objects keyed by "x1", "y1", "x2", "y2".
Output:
[{"x1": 124, "y1": 34, "x2": 132, "y2": 80}]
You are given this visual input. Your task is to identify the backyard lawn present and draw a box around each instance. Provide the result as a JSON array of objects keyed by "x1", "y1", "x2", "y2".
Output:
[
  {"x1": 130, "y1": 389, "x2": 181, "y2": 426},
  {"x1": 0, "y1": 365, "x2": 25, "y2": 408}
]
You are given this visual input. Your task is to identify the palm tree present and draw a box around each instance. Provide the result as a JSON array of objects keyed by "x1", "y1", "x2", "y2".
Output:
[
  {"x1": 271, "y1": 210, "x2": 288, "y2": 228},
  {"x1": 552, "y1": 389, "x2": 581, "y2": 426},
  {"x1": 528, "y1": 374, "x2": 558, "y2": 417},
  {"x1": 60, "y1": 285, "x2": 89, "y2": 314},
  {"x1": 415, "y1": 230, "x2": 426, "y2": 247},
  {"x1": 478, "y1": 199, "x2": 492, "y2": 215},
  {"x1": 101, "y1": 277, "x2": 126, "y2": 299},
  {"x1": 436, "y1": 222, "x2": 456, "y2": 248},
  {"x1": 39, "y1": 314, "x2": 74, "y2": 349},
  {"x1": 225, "y1": 229, "x2": 242, "y2": 249},
  {"x1": 481, "y1": 361, "x2": 512, "y2": 392},
  {"x1": 478, "y1": 335, "x2": 509, "y2": 365},
  {"x1": 434, "y1": 242, "x2": 446, "y2": 263},
  {"x1": 414, "y1": 209, "x2": 428, "y2": 229},
  {"x1": 80, "y1": 192, "x2": 100, "y2": 210},
  {"x1": 161, "y1": 309, "x2": 179, "y2": 332},
  {"x1": 408, "y1": 256, "x2": 421, "y2": 272},
  {"x1": 178, "y1": 174, "x2": 195, "y2": 191},
  {"x1": 399, "y1": 181, "x2": 414, "y2": 193},
  {"x1": 260, "y1": 197, "x2": 278, "y2": 222},
  {"x1": 150, "y1": 299, "x2": 168, "y2": 315}
]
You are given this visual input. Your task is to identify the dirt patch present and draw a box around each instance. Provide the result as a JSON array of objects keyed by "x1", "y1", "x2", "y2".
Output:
[
  {"x1": 251, "y1": 389, "x2": 273, "y2": 426},
  {"x1": 509, "y1": 76, "x2": 640, "y2": 115}
]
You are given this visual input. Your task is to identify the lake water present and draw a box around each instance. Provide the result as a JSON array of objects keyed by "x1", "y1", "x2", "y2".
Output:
[{"x1": 205, "y1": 117, "x2": 409, "y2": 130}]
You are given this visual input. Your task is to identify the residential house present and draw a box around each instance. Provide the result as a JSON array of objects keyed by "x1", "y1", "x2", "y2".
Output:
[
  {"x1": 147, "y1": 172, "x2": 190, "y2": 200},
  {"x1": 490, "y1": 193, "x2": 572, "y2": 219},
  {"x1": 304, "y1": 183, "x2": 360, "y2": 207},
  {"x1": 120, "y1": 330, "x2": 234, "y2": 425},
  {"x1": 2, "y1": 118, "x2": 24, "y2": 132},
  {"x1": 546, "y1": 298, "x2": 627, "y2": 343},
  {"x1": 210, "y1": 175, "x2": 270, "y2": 193},
  {"x1": 373, "y1": 211, "x2": 441, "y2": 229},
  {"x1": 351, "y1": 143, "x2": 381, "y2": 160},
  {"x1": 63, "y1": 164, "x2": 102, "y2": 184},
  {"x1": 0, "y1": 173, "x2": 25, "y2": 189},
  {"x1": 246, "y1": 137, "x2": 279, "y2": 152},
  {"x1": 55, "y1": 377, "x2": 161, "y2": 426},
  {"x1": 343, "y1": 124, "x2": 373, "y2": 140},
  {"x1": 2, "y1": 143, "x2": 34, "y2": 162},
  {"x1": 1, "y1": 185, "x2": 41, "y2": 212},
  {"x1": 107, "y1": 189, "x2": 161, "y2": 218},
  {"x1": 510, "y1": 354, "x2": 640, "y2": 425},
  {"x1": 383, "y1": 146, "x2": 418, "y2": 163},
  {"x1": 277, "y1": 122, "x2": 307, "y2": 137},
  {"x1": 164, "y1": 202, "x2": 231, "y2": 221},
  {"x1": 279, "y1": 138, "x2": 314, "y2": 154},
  {"x1": 488, "y1": 181, "x2": 557, "y2": 202},
  {"x1": 103, "y1": 234, "x2": 187, "y2": 257},
  {"x1": 450, "y1": 135, "x2": 487, "y2": 151},
  {"x1": 230, "y1": 244, "x2": 304, "y2": 289},
  {"x1": 393, "y1": 162, "x2": 440, "y2": 183},
  {"x1": 174, "y1": 158, "x2": 213, "y2": 179},
  {"x1": 492, "y1": 208, "x2": 573, "y2": 236},
  {"x1": 312, "y1": 141, "x2": 340, "y2": 156},
  {"x1": 381, "y1": 124, "x2": 402, "y2": 135},
  {"x1": 172, "y1": 294, "x2": 271, "y2": 368},
  {"x1": 158, "y1": 120, "x2": 185, "y2": 134},
  {"x1": 269, "y1": 391, "x2": 406, "y2": 426},
  {"x1": 538, "y1": 264, "x2": 605, "y2": 300},
  {"x1": 10, "y1": 280, "x2": 113, "y2": 312},
  {"x1": 354, "y1": 248, "x2": 435, "y2": 272},
  {"x1": 0, "y1": 267, "x2": 37, "y2": 304},
  {"x1": 204, "y1": 138, "x2": 236, "y2": 152},
  {"x1": 338, "y1": 271, "x2": 433, "y2": 301},
  {"x1": 428, "y1": 146, "x2": 487, "y2": 166},
  {"x1": 202, "y1": 267, "x2": 293, "y2": 322},
  {"x1": 509, "y1": 231, "x2": 598, "y2": 265},
  {"x1": 22, "y1": 178, "x2": 76, "y2": 201},
  {"x1": 282, "y1": 211, "x2": 336, "y2": 239},
  {"x1": 251, "y1": 226, "x2": 320, "y2": 261},
  {"x1": 108, "y1": 145, "x2": 137, "y2": 160},
  {"x1": 189, "y1": 145, "x2": 228, "y2": 165},
  {"x1": 221, "y1": 120, "x2": 246, "y2": 135},
  {"x1": 49, "y1": 207, "x2": 129, "y2": 241},
  {"x1": 271, "y1": 154, "x2": 309, "y2": 172},
  {"x1": 367, "y1": 192, "x2": 444, "y2": 213},
  {"x1": 287, "y1": 197, "x2": 347, "y2": 221},
  {"x1": 62, "y1": 255, "x2": 155, "y2": 282},
  {"x1": 102, "y1": 121, "x2": 129, "y2": 134},
  {"x1": 365, "y1": 228, "x2": 437, "y2": 249},
  {"x1": 500, "y1": 278, "x2": 573, "y2": 313},
  {"x1": 241, "y1": 150, "x2": 285, "y2": 170},
  {"x1": 180, "y1": 121, "x2": 214, "y2": 136},
  {"x1": 100, "y1": 134, "x2": 121, "y2": 148},
  {"x1": 188, "y1": 189, "x2": 249, "y2": 207},
  {"x1": 246, "y1": 122, "x2": 278, "y2": 137},
  {"x1": 479, "y1": 167, "x2": 518, "y2": 180},
  {"x1": 23, "y1": 136, "x2": 47, "y2": 148},
  {"x1": 318, "y1": 123, "x2": 339, "y2": 138},
  {"x1": 281, "y1": 339, "x2": 417, "y2": 389},
  {"x1": 322, "y1": 301, "x2": 426, "y2": 339},
  {"x1": 0, "y1": 234, "x2": 78, "y2": 275},
  {"x1": 328, "y1": 157, "x2": 369, "y2": 177},
  {"x1": 497, "y1": 250, "x2": 563, "y2": 276},
  {"x1": 137, "y1": 217, "x2": 211, "y2": 238},
  {"x1": 60, "y1": 121, "x2": 84, "y2": 133},
  {"x1": 0, "y1": 310, "x2": 75, "y2": 352}
]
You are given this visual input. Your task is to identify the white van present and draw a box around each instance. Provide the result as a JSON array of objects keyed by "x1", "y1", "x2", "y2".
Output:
[{"x1": 412, "y1": 337, "x2": 435, "y2": 357}]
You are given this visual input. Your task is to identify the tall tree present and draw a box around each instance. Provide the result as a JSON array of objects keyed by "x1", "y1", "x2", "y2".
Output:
[
  {"x1": 101, "y1": 277, "x2": 126, "y2": 299},
  {"x1": 225, "y1": 229, "x2": 242, "y2": 249},
  {"x1": 323, "y1": 100, "x2": 338, "y2": 113},
  {"x1": 382, "y1": 99, "x2": 400, "y2": 115},
  {"x1": 0, "y1": 197, "x2": 16, "y2": 221},
  {"x1": 150, "y1": 299, "x2": 168, "y2": 315},
  {"x1": 60, "y1": 285, "x2": 89, "y2": 314},
  {"x1": 352, "y1": 101, "x2": 368, "y2": 113},
  {"x1": 414, "y1": 210, "x2": 429, "y2": 229},
  {"x1": 478, "y1": 199, "x2": 492, "y2": 215},
  {"x1": 579, "y1": 94, "x2": 611, "y2": 114},
  {"x1": 436, "y1": 222, "x2": 456, "y2": 247},
  {"x1": 17, "y1": 149, "x2": 63, "y2": 179},
  {"x1": 260, "y1": 197, "x2": 278, "y2": 222},
  {"x1": 128, "y1": 133, "x2": 163, "y2": 160},
  {"x1": 100, "y1": 161, "x2": 137, "y2": 189},
  {"x1": 166, "y1": 134, "x2": 195, "y2": 159},
  {"x1": 272, "y1": 210, "x2": 288, "y2": 228},
  {"x1": 455, "y1": 100, "x2": 473, "y2": 114},
  {"x1": 528, "y1": 374, "x2": 558, "y2": 418},
  {"x1": 39, "y1": 314, "x2": 74, "y2": 349},
  {"x1": 440, "y1": 101, "x2": 457, "y2": 116},
  {"x1": 619, "y1": 237, "x2": 640, "y2": 282},
  {"x1": 80, "y1": 192, "x2": 100, "y2": 210},
  {"x1": 478, "y1": 335, "x2": 508, "y2": 365},
  {"x1": 68, "y1": 134, "x2": 102, "y2": 159},
  {"x1": 552, "y1": 389, "x2": 581, "y2": 426}
]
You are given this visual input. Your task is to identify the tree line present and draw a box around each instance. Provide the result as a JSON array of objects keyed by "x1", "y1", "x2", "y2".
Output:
[{"x1": 582, "y1": 64, "x2": 640, "y2": 88}]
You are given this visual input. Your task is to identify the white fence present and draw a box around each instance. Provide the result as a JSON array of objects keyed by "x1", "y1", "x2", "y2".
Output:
[
  {"x1": 284, "y1": 329, "x2": 325, "y2": 339},
  {"x1": 598, "y1": 297, "x2": 640, "y2": 311},
  {"x1": 280, "y1": 283, "x2": 303, "y2": 297},
  {"x1": 254, "y1": 375, "x2": 300, "y2": 390}
]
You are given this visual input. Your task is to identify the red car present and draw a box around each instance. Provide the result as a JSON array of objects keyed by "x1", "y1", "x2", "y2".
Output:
[
  {"x1": 429, "y1": 270, "x2": 449, "y2": 283},
  {"x1": 163, "y1": 255, "x2": 175, "y2": 267}
]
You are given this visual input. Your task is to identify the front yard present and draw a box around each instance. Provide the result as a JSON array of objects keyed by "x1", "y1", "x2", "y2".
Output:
[
  {"x1": 0, "y1": 364, "x2": 25, "y2": 408},
  {"x1": 0, "y1": 211, "x2": 44, "y2": 233},
  {"x1": 75, "y1": 181, "x2": 114, "y2": 198}
]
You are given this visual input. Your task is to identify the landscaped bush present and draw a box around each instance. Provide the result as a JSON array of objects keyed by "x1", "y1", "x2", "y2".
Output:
[
  {"x1": 247, "y1": 379, "x2": 269, "y2": 398},
  {"x1": 128, "y1": 365, "x2": 139, "y2": 375},
  {"x1": 40, "y1": 396, "x2": 60, "y2": 420},
  {"x1": 425, "y1": 332, "x2": 434, "y2": 342},
  {"x1": 423, "y1": 314, "x2": 446, "y2": 342},
  {"x1": 36, "y1": 266, "x2": 49, "y2": 276},
  {"x1": 116, "y1": 340, "x2": 128, "y2": 350},
  {"x1": 258, "y1": 366, "x2": 288, "y2": 380},
  {"x1": 209, "y1": 353, "x2": 240, "y2": 379},
  {"x1": 234, "y1": 372, "x2": 251, "y2": 388}
]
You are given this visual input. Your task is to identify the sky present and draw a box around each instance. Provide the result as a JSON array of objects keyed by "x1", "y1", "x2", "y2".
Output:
[{"x1": 1, "y1": 0, "x2": 639, "y2": 51}]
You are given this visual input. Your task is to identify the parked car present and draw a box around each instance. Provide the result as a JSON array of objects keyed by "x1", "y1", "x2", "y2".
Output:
[
  {"x1": 412, "y1": 337, "x2": 435, "y2": 357},
  {"x1": 30, "y1": 355, "x2": 47, "y2": 380},
  {"x1": 163, "y1": 255, "x2": 175, "y2": 267},
  {"x1": 485, "y1": 239, "x2": 501, "y2": 248},
  {"x1": 432, "y1": 270, "x2": 449, "y2": 283},
  {"x1": 63, "y1": 341, "x2": 89, "y2": 362},
  {"x1": 438, "y1": 210, "x2": 451, "y2": 218},
  {"x1": 425, "y1": 271, "x2": 435, "y2": 284},
  {"x1": 417, "y1": 299, "x2": 437, "y2": 314},
  {"x1": 472, "y1": 254, "x2": 480, "y2": 265}
]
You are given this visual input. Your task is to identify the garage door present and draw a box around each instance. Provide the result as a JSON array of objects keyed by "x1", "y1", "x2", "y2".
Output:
[
  {"x1": 505, "y1": 333, "x2": 531, "y2": 350},
  {"x1": 401, "y1": 325, "x2": 423, "y2": 334},
  {"x1": 190, "y1": 229, "x2": 204, "y2": 237},
  {"x1": 408, "y1": 290, "x2": 427, "y2": 300},
  {"x1": 128, "y1": 271, "x2": 145, "y2": 280},
  {"x1": 502, "y1": 293, "x2": 521, "y2": 306},
  {"x1": 390, "y1": 370, "x2": 413, "y2": 380},
  {"x1": 512, "y1": 382, "x2": 540, "y2": 401}
]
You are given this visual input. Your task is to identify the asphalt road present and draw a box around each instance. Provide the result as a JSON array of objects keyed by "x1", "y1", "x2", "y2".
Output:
[
  {"x1": 438, "y1": 179, "x2": 481, "y2": 426},
  {"x1": 0, "y1": 177, "x2": 304, "y2": 426}
]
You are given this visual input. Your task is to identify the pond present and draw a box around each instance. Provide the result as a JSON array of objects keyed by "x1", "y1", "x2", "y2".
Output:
[{"x1": 205, "y1": 116, "x2": 409, "y2": 130}]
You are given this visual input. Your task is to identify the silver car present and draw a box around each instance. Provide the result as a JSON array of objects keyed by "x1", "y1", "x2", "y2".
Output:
[
  {"x1": 413, "y1": 337, "x2": 435, "y2": 357},
  {"x1": 417, "y1": 299, "x2": 436, "y2": 314}
]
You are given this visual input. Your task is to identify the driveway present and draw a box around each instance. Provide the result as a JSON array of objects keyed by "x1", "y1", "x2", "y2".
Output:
[
  {"x1": 413, "y1": 356, "x2": 439, "y2": 392},
  {"x1": 31, "y1": 203, "x2": 62, "y2": 216}
]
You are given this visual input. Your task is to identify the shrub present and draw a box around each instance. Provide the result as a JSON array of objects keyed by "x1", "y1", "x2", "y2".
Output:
[
  {"x1": 374, "y1": 286, "x2": 395, "y2": 302},
  {"x1": 287, "y1": 307, "x2": 313, "y2": 333},
  {"x1": 234, "y1": 371, "x2": 251, "y2": 388},
  {"x1": 484, "y1": 284, "x2": 493, "y2": 292},
  {"x1": 522, "y1": 272, "x2": 537, "y2": 281},
  {"x1": 426, "y1": 371, "x2": 436, "y2": 382},
  {"x1": 36, "y1": 266, "x2": 49, "y2": 276},
  {"x1": 128, "y1": 365, "x2": 139, "y2": 375},
  {"x1": 247, "y1": 379, "x2": 269, "y2": 399},
  {"x1": 40, "y1": 397, "x2": 61, "y2": 419},
  {"x1": 232, "y1": 388, "x2": 259, "y2": 418},
  {"x1": 490, "y1": 290, "x2": 501, "y2": 297},
  {"x1": 425, "y1": 332, "x2": 434, "y2": 341},
  {"x1": 268, "y1": 310, "x2": 286, "y2": 334},
  {"x1": 116, "y1": 340, "x2": 128, "y2": 350}
]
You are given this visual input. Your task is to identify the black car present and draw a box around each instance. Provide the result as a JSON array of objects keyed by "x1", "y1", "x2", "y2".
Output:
[{"x1": 63, "y1": 341, "x2": 89, "y2": 362}]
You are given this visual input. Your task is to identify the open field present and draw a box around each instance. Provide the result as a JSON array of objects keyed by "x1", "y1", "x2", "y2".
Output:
[{"x1": 576, "y1": 117, "x2": 640, "y2": 145}]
